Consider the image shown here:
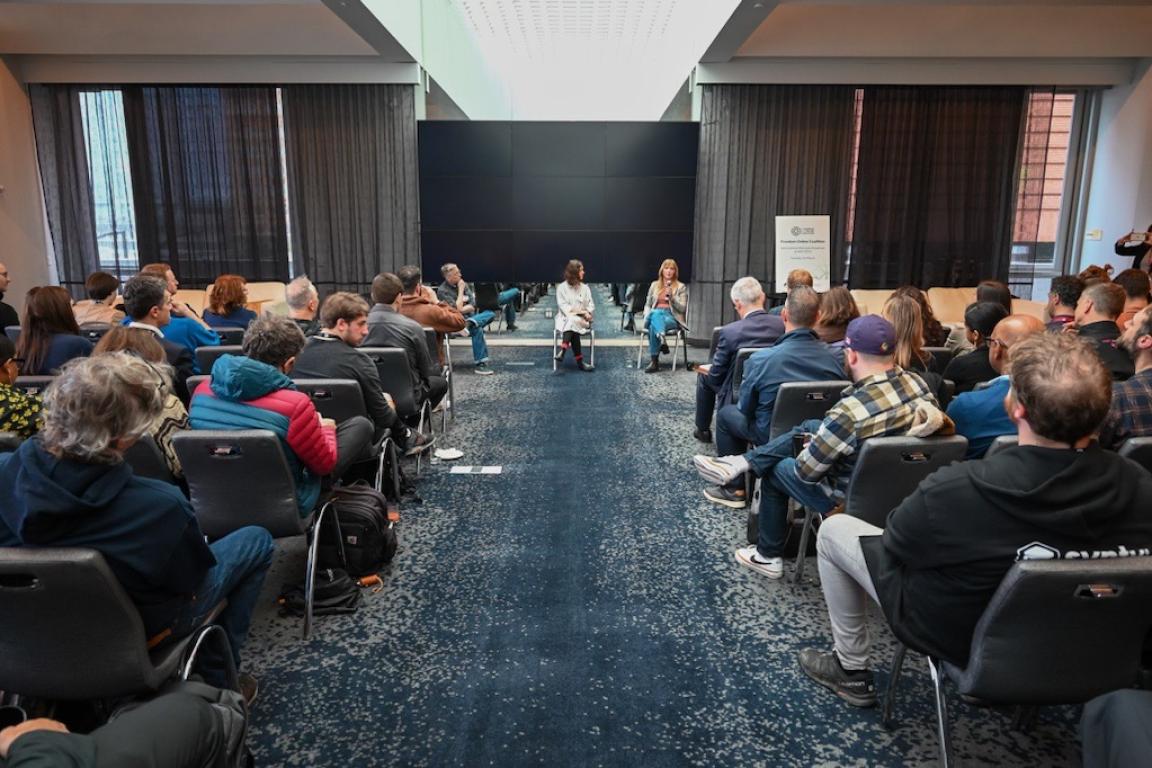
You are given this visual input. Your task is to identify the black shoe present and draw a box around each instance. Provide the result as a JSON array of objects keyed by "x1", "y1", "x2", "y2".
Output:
[
  {"x1": 645, "y1": 359, "x2": 659, "y2": 373},
  {"x1": 660, "y1": 342, "x2": 671, "y2": 355},
  {"x1": 578, "y1": 361, "x2": 595, "y2": 372},
  {"x1": 402, "y1": 429, "x2": 436, "y2": 456},
  {"x1": 693, "y1": 428, "x2": 713, "y2": 444},
  {"x1": 239, "y1": 672, "x2": 260, "y2": 707},
  {"x1": 506, "y1": 323, "x2": 518, "y2": 331},
  {"x1": 797, "y1": 649, "x2": 877, "y2": 708},
  {"x1": 624, "y1": 320, "x2": 635, "y2": 332},
  {"x1": 554, "y1": 347, "x2": 565, "y2": 362}
]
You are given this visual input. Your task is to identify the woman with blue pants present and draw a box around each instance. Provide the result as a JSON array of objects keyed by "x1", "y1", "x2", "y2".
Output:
[{"x1": 642, "y1": 258, "x2": 689, "y2": 373}]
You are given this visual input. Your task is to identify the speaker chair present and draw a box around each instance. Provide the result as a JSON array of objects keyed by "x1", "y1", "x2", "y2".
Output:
[
  {"x1": 552, "y1": 329, "x2": 596, "y2": 371},
  {"x1": 635, "y1": 292, "x2": 691, "y2": 372}
]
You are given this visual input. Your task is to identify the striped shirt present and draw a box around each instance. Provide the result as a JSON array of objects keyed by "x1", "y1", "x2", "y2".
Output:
[{"x1": 796, "y1": 367, "x2": 938, "y2": 496}]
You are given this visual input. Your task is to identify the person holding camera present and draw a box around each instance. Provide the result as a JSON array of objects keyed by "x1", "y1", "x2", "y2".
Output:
[{"x1": 1115, "y1": 225, "x2": 1152, "y2": 271}]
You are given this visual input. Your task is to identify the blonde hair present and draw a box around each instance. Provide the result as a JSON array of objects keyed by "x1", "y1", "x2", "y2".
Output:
[
  {"x1": 882, "y1": 294, "x2": 929, "y2": 370},
  {"x1": 650, "y1": 259, "x2": 683, "y2": 300}
]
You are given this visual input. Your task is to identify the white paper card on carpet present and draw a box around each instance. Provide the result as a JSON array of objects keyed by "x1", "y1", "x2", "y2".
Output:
[
  {"x1": 505, "y1": 361, "x2": 536, "y2": 366},
  {"x1": 449, "y1": 466, "x2": 503, "y2": 474}
]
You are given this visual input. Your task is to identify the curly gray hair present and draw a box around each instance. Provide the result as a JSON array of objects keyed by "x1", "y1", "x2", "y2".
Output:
[
  {"x1": 242, "y1": 314, "x2": 306, "y2": 368},
  {"x1": 40, "y1": 352, "x2": 166, "y2": 464}
]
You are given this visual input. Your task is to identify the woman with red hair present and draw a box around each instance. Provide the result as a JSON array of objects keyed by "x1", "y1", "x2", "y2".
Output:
[{"x1": 203, "y1": 274, "x2": 257, "y2": 330}]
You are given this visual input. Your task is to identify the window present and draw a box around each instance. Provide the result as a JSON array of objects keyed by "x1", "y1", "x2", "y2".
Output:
[{"x1": 79, "y1": 90, "x2": 139, "y2": 278}]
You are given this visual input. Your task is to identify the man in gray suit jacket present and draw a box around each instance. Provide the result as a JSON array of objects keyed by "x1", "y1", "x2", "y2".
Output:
[
  {"x1": 694, "y1": 277, "x2": 784, "y2": 443},
  {"x1": 365, "y1": 272, "x2": 448, "y2": 411}
]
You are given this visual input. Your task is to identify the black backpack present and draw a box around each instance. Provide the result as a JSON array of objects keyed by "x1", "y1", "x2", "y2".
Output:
[
  {"x1": 278, "y1": 568, "x2": 361, "y2": 617},
  {"x1": 317, "y1": 481, "x2": 399, "y2": 577}
]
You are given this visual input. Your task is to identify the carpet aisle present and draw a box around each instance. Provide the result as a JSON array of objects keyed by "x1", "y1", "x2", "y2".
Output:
[{"x1": 241, "y1": 289, "x2": 1081, "y2": 766}]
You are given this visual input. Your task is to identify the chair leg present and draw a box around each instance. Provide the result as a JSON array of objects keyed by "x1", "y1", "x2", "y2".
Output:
[
  {"x1": 636, "y1": 330, "x2": 645, "y2": 369},
  {"x1": 590, "y1": 331, "x2": 595, "y2": 367},
  {"x1": 882, "y1": 643, "x2": 908, "y2": 729},
  {"x1": 671, "y1": 333, "x2": 680, "y2": 371},
  {"x1": 927, "y1": 656, "x2": 953, "y2": 768},
  {"x1": 553, "y1": 332, "x2": 559, "y2": 371},
  {"x1": 790, "y1": 508, "x2": 819, "y2": 584},
  {"x1": 303, "y1": 504, "x2": 332, "y2": 641}
]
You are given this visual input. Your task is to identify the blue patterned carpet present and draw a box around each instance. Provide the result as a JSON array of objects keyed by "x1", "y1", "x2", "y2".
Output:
[{"x1": 241, "y1": 288, "x2": 1081, "y2": 766}]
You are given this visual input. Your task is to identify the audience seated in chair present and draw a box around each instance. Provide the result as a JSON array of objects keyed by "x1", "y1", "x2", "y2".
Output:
[
  {"x1": 1075, "y1": 282, "x2": 1135, "y2": 381},
  {"x1": 72, "y1": 271, "x2": 125, "y2": 326},
  {"x1": 1098, "y1": 305, "x2": 1152, "y2": 450},
  {"x1": 882, "y1": 294, "x2": 949, "y2": 405},
  {"x1": 367, "y1": 272, "x2": 448, "y2": 412},
  {"x1": 942, "y1": 301, "x2": 1009, "y2": 394},
  {"x1": 202, "y1": 274, "x2": 258, "y2": 330},
  {"x1": 0, "y1": 335, "x2": 41, "y2": 439},
  {"x1": 694, "y1": 315, "x2": 943, "y2": 580},
  {"x1": 93, "y1": 326, "x2": 191, "y2": 479},
  {"x1": 122, "y1": 275, "x2": 195, "y2": 404},
  {"x1": 14, "y1": 286, "x2": 92, "y2": 375},
  {"x1": 640, "y1": 258, "x2": 689, "y2": 373},
  {"x1": 1113, "y1": 268, "x2": 1150, "y2": 332},
  {"x1": 0, "y1": 353, "x2": 274, "y2": 692},
  {"x1": 890, "y1": 285, "x2": 949, "y2": 348},
  {"x1": 947, "y1": 314, "x2": 1045, "y2": 459},
  {"x1": 814, "y1": 286, "x2": 860, "y2": 364},
  {"x1": 768, "y1": 268, "x2": 813, "y2": 316},
  {"x1": 137, "y1": 263, "x2": 220, "y2": 368},
  {"x1": 189, "y1": 315, "x2": 373, "y2": 515},
  {"x1": 553, "y1": 259, "x2": 595, "y2": 372},
  {"x1": 434, "y1": 263, "x2": 497, "y2": 375},
  {"x1": 795, "y1": 331, "x2": 1152, "y2": 709},
  {"x1": 0, "y1": 261, "x2": 17, "y2": 331},
  {"x1": 285, "y1": 275, "x2": 321, "y2": 338},
  {"x1": 292, "y1": 291, "x2": 431, "y2": 456},
  {"x1": 707, "y1": 286, "x2": 842, "y2": 509},
  {"x1": 693, "y1": 276, "x2": 784, "y2": 444},
  {"x1": 395, "y1": 266, "x2": 470, "y2": 371},
  {"x1": 1045, "y1": 274, "x2": 1084, "y2": 332}
]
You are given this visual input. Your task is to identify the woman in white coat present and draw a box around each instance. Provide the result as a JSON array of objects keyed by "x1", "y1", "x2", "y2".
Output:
[{"x1": 554, "y1": 259, "x2": 595, "y2": 372}]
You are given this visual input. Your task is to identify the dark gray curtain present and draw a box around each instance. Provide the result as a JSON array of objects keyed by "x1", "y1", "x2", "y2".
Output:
[
  {"x1": 850, "y1": 86, "x2": 1026, "y2": 290},
  {"x1": 123, "y1": 86, "x2": 289, "y2": 286},
  {"x1": 28, "y1": 85, "x2": 100, "y2": 290},
  {"x1": 692, "y1": 84, "x2": 857, "y2": 340},
  {"x1": 281, "y1": 84, "x2": 419, "y2": 294}
]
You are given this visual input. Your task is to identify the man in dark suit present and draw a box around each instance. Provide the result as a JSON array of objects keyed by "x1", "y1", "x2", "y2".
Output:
[
  {"x1": 693, "y1": 277, "x2": 784, "y2": 443},
  {"x1": 365, "y1": 272, "x2": 448, "y2": 412},
  {"x1": 122, "y1": 274, "x2": 195, "y2": 403}
]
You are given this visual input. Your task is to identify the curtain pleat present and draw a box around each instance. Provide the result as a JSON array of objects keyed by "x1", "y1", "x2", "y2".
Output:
[
  {"x1": 280, "y1": 84, "x2": 420, "y2": 294},
  {"x1": 850, "y1": 86, "x2": 1026, "y2": 289},
  {"x1": 122, "y1": 86, "x2": 288, "y2": 285}
]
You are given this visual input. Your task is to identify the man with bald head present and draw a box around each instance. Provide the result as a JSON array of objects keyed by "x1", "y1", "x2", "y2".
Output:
[
  {"x1": 0, "y1": 263, "x2": 17, "y2": 330},
  {"x1": 946, "y1": 314, "x2": 1045, "y2": 458}
]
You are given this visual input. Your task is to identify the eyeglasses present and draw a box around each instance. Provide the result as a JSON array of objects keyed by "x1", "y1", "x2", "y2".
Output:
[{"x1": 987, "y1": 337, "x2": 1007, "y2": 349}]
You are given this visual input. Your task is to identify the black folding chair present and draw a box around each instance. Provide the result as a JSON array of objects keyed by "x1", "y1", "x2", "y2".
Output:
[
  {"x1": 983, "y1": 434, "x2": 1018, "y2": 458},
  {"x1": 882, "y1": 557, "x2": 1152, "y2": 767},
  {"x1": 473, "y1": 283, "x2": 505, "y2": 333},
  {"x1": 172, "y1": 429, "x2": 338, "y2": 640},
  {"x1": 210, "y1": 328, "x2": 246, "y2": 346},
  {"x1": 3, "y1": 326, "x2": 19, "y2": 343},
  {"x1": 79, "y1": 323, "x2": 113, "y2": 343},
  {"x1": 195, "y1": 345, "x2": 242, "y2": 375},
  {"x1": 12, "y1": 375, "x2": 56, "y2": 396},
  {"x1": 792, "y1": 435, "x2": 968, "y2": 582},
  {"x1": 359, "y1": 347, "x2": 433, "y2": 474},
  {"x1": 0, "y1": 431, "x2": 23, "y2": 452},
  {"x1": 727, "y1": 347, "x2": 770, "y2": 405},
  {"x1": 0, "y1": 547, "x2": 233, "y2": 701},
  {"x1": 1119, "y1": 437, "x2": 1152, "y2": 474},
  {"x1": 123, "y1": 434, "x2": 178, "y2": 486},
  {"x1": 923, "y1": 347, "x2": 954, "y2": 374}
]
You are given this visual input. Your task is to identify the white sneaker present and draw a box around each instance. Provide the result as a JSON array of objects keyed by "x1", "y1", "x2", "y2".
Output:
[
  {"x1": 693, "y1": 454, "x2": 749, "y2": 486},
  {"x1": 734, "y1": 546, "x2": 783, "y2": 579}
]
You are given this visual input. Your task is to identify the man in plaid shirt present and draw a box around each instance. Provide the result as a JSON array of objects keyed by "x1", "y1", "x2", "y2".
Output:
[
  {"x1": 694, "y1": 315, "x2": 940, "y2": 579},
  {"x1": 1099, "y1": 305, "x2": 1152, "y2": 449}
]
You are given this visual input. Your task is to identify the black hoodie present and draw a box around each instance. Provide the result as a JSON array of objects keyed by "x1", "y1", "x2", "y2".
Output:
[{"x1": 862, "y1": 442, "x2": 1152, "y2": 666}]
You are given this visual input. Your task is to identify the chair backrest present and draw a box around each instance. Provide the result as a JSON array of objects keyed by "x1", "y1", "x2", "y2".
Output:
[
  {"x1": 186, "y1": 375, "x2": 210, "y2": 396},
  {"x1": 0, "y1": 547, "x2": 164, "y2": 699},
  {"x1": 171, "y1": 430, "x2": 305, "y2": 539},
  {"x1": 728, "y1": 347, "x2": 770, "y2": 404},
  {"x1": 473, "y1": 283, "x2": 501, "y2": 312},
  {"x1": 79, "y1": 323, "x2": 112, "y2": 343},
  {"x1": 422, "y1": 327, "x2": 439, "y2": 362},
  {"x1": 12, "y1": 375, "x2": 56, "y2": 396},
  {"x1": 844, "y1": 435, "x2": 969, "y2": 527},
  {"x1": 922, "y1": 346, "x2": 953, "y2": 373},
  {"x1": 707, "y1": 326, "x2": 722, "y2": 361},
  {"x1": 926, "y1": 286, "x2": 978, "y2": 326},
  {"x1": 848, "y1": 289, "x2": 895, "y2": 316},
  {"x1": 195, "y1": 345, "x2": 242, "y2": 375},
  {"x1": 628, "y1": 286, "x2": 647, "y2": 314},
  {"x1": 1118, "y1": 437, "x2": 1152, "y2": 474},
  {"x1": 359, "y1": 347, "x2": 419, "y2": 418},
  {"x1": 291, "y1": 379, "x2": 368, "y2": 424},
  {"x1": 0, "y1": 431, "x2": 22, "y2": 452},
  {"x1": 123, "y1": 434, "x2": 177, "y2": 485},
  {"x1": 210, "y1": 327, "x2": 246, "y2": 346},
  {"x1": 952, "y1": 557, "x2": 1152, "y2": 704},
  {"x1": 4, "y1": 325, "x2": 20, "y2": 343},
  {"x1": 768, "y1": 381, "x2": 851, "y2": 440},
  {"x1": 983, "y1": 434, "x2": 1018, "y2": 458}
]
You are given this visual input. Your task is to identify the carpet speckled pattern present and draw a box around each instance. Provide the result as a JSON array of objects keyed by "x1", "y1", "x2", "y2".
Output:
[{"x1": 241, "y1": 288, "x2": 1081, "y2": 766}]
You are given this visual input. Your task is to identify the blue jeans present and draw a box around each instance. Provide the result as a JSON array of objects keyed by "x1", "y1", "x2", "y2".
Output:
[
  {"x1": 466, "y1": 310, "x2": 494, "y2": 363},
  {"x1": 646, "y1": 309, "x2": 679, "y2": 357},
  {"x1": 168, "y1": 526, "x2": 275, "y2": 685},
  {"x1": 716, "y1": 403, "x2": 769, "y2": 463},
  {"x1": 498, "y1": 287, "x2": 519, "y2": 325},
  {"x1": 743, "y1": 418, "x2": 824, "y2": 477},
  {"x1": 757, "y1": 457, "x2": 837, "y2": 559}
]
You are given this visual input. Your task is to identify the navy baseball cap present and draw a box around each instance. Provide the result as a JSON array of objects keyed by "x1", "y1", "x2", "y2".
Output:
[{"x1": 844, "y1": 315, "x2": 897, "y2": 356}]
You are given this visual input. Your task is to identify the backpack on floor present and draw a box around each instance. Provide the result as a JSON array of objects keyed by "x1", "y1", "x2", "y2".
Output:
[
  {"x1": 278, "y1": 568, "x2": 361, "y2": 617},
  {"x1": 317, "y1": 481, "x2": 399, "y2": 577}
]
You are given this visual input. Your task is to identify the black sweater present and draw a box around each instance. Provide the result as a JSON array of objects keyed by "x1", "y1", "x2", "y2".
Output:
[{"x1": 862, "y1": 443, "x2": 1152, "y2": 666}]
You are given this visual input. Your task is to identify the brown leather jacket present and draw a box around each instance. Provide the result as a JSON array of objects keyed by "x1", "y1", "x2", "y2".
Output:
[{"x1": 397, "y1": 291, "x2": 466, "y2": 363}]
